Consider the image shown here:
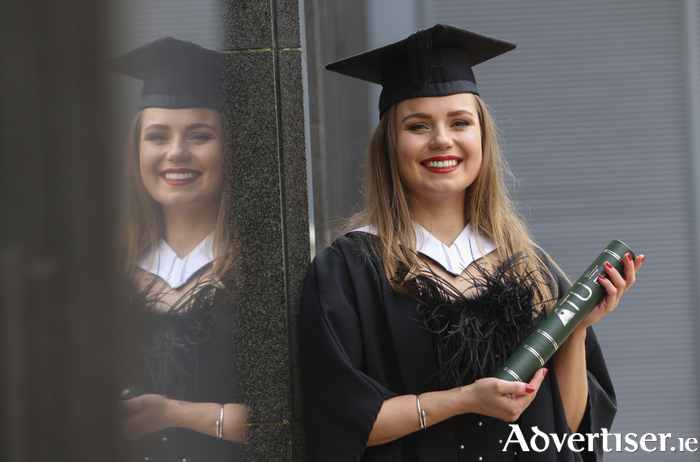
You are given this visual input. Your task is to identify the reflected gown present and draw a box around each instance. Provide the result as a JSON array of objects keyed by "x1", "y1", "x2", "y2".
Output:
[{"x1": 123, "y1": 275, "x2": 240, "y2": 462}]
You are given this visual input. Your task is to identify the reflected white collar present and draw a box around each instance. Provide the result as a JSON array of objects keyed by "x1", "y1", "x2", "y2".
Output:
[
  {"x1": 136, "y1": 234, "x2": 215, "y2": 289},
  {"x1": 353, "y1": 223, "x2": 496, "y2": 277}
]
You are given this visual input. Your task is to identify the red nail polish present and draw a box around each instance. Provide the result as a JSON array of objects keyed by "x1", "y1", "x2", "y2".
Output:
[
  {"x1": 525, "y1": 385, "x2": 535, "y2": 393},
  {"x1": 598, "y1": 274, "x2": 606, "y2": 280},
  {"x1": 641, "y1": 255, "x2": 645, "y2": 263},
  {"x1": 543, "y1": 368, "x2": 549, "y2": 377},
  {"x1": 605, "y1": 261, "x2": 613, "y2": 269},
  {"x1": 626, "y1": 253, "x2": 633, "y2": 262}
]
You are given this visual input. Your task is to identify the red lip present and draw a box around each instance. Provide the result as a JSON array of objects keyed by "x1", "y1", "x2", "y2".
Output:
[
  {"x1": 160, "y1": 168, "x2": 202, "y2": 186},
  {"x1": 420, "y1": 156, "x2": 462, "y2": 173},
  {"x1": 160, "y1": 168, "x2": 200, "y2": 174},
  {"x1": 422, "y1": 156, "x2": 462, "y2": 162}
]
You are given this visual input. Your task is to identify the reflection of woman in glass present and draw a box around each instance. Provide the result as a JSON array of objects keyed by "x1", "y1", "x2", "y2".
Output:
[
  {"x1": 112, "y1": 37, "x2": 247, "y2": 460},
  {"x1": 300, "y1": 25, "x2": 643, "y2": 461}
]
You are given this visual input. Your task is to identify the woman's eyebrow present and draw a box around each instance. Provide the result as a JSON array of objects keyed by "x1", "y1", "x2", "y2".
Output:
[
  {"x1": 143, "y1": 123, "x2": 218, "y2": 131},
  {"x1": 447, "y1": 110, "x2": 474, "y2": 117},
  {"x1": 402, "y1": 113, "x2": 432, "y2": 123},
  {"x1": 186, "y1": 123, "x2": 218, "y2": 131},
  {"x1": 143, "y1": 124, "x2": 170, "y2": 131}
]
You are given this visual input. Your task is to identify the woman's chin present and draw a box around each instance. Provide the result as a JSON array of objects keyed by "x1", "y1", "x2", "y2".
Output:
[
  {"x1": 158, "y1": 199, "x2": 218, "y2": 215},
  {"x1": 408, "y1": 186, "x2": 471, "y2": 204}
]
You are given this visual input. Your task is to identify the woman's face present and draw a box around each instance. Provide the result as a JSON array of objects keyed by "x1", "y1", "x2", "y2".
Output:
[
  {"x1": 394, "y1": 93, "x2": 482, "y2": 205},
  {"x1": 139, "y1": 107, "x2": 224, "y2": 214}
]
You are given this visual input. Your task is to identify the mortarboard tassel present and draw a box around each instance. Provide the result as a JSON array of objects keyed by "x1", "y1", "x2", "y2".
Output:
[{"x1": 408, "y1": 28, "x2": 435, "y2": 96}]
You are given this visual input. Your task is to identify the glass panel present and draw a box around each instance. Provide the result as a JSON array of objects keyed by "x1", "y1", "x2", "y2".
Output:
[{"x1": 107, "y1": 2, "x2": 247, "y2": 460}]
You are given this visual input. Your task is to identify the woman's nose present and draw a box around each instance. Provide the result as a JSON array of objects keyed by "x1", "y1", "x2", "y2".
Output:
[
  {"x1": 166, "y1": 137, "x2": 190, "y2": 161},
  {"x1": 429, "y1": 126, "x2": 453, "y2": 150}
]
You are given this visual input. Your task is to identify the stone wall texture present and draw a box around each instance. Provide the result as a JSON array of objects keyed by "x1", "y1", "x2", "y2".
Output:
[{"x1": 219, "y1": 0, "x2": 309, "y2": 460}]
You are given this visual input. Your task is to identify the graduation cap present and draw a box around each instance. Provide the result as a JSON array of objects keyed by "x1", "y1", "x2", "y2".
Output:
[
  {"x1": 110, "y1": 37, "x2": 219, "y2": 110},
  {"x1": 325, "y1": 24, "x2": 516, "y2": 118}
]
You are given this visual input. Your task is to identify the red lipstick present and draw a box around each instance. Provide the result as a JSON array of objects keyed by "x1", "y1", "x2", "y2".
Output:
[
  {"x1": 420, "y1": 156, "x2": 462, "y2": 173},
  {"x1": 160, "y1": 168, "x2": 202, "y2": 186}
]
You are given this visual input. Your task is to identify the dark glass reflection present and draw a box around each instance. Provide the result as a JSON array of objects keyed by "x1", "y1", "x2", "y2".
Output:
[{"x1": 108, "y1": 8, "x2": 247, "y2": 459}]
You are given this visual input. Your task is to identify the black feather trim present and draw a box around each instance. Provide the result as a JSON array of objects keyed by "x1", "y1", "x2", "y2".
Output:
[
  {"x1": 121, "y1": 272, "x2": 230, "y2": 400},
  {"x1": 406, "y1": 253, "x2": 548, "y2": 389}
]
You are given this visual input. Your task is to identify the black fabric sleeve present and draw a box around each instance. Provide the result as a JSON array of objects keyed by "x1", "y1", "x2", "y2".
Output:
[{"x1": 300, "y1": 242, "x2": 398, "y2": 462}]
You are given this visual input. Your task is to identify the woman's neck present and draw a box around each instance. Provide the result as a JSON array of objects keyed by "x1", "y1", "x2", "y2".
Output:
[
  {"x1": 410, "y1": 194, "x2": 467, "y2": 247},
  {"x1": 162, "y1": 206, "x2": 218, "y2": 258}
]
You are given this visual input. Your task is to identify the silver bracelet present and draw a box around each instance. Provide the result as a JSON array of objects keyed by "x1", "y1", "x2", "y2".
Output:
[
  {"x1": 416, "y1": 395, "x2": 427, "y2": 431},
  {"x1": 216, "y1": 404, "x2": 224, "y2": 440}
]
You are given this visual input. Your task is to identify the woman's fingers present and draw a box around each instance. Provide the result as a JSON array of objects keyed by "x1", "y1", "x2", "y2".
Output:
[
  {"x1": 601, "y1": 252, "x2": 644, "y2": 298},
  {"x1": 119, "y1": 396, "x2": 143, "y2": 416},
  {"x1": 621, "y1": 252, "x2": 637, "y2": 287},
  {"x1": 495, "y1": 381, "x2": 534, "y2": 397},
  {"x1": 499, "y1": 368, "x2": 547, "y2": 396},
  {"x1": 119, "y1": 397, "x2": 146, "y2": 439},
  {"x1": 596, "y1": 272, "x2": 619, "y2": 313},
  {"x1": 468, "y1": 369, "x2": 549, "y2": 422},
  {"x1": 527, "y1": 367, "x2": 548, "y2": 389},
  {"x1": 118, "y1": 394, "x2": 171, "y2": 439},
  {"x1": 602, "y1": 261, "x2": 625, "y2": 295},
  {"x1": 581, "y1": 252, "x2": 644, "y2": 329},
  {"x1": 616, "y1": 252, "x2": 645, "y2": 292}
]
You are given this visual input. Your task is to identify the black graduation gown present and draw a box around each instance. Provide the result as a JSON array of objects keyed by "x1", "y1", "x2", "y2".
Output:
[
  {"x1": 300, "y1": 232, "x2": 616, "y2": 462},
  {"x1": 123, "y1": 279, "x2": 240, "y2": 462}
]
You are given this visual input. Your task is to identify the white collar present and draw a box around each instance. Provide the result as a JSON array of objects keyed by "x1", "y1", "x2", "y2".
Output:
[
  {"x1": 136, "y1": 233, "x2": 215, "y2": 289},
  {"x1": 352, "y1": 223, "x2": 496, "y2": 277}
]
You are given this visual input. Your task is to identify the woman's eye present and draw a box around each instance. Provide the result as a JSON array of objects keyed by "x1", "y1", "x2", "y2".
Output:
[
  {"x1": 191, "y1": 133, "x2": 212, "y2": 141},
  {"x1": 147, "y1": 133, "x2": 168, "y2": 141},
  {"x1": 408, "y1": 123, "x2": 428, "y2": 131},
  {"x1": 452, "y1": 120, "x2": 469, "y2": 128}
]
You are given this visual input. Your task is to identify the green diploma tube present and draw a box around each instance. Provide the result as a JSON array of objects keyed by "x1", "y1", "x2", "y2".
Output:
[{"x1": 494, "y1": 240, "x2": 634, "y2": 382}]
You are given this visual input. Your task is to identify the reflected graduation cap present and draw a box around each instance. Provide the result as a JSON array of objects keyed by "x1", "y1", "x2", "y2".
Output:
[
  {"x1": 110, "y1": 36, "x2": 219, "y2": 110},
  {"x1": 325, "y1": 24, "x2": 516, "y2": 118}
]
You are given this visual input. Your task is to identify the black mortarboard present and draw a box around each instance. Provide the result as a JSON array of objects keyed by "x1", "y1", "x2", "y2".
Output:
[
  {"x1": 325, "y1": 24, "x2": 516, "y2": 118},
  {"x1": 110, "y1": 37, "x2": 219, "y2": 110}
]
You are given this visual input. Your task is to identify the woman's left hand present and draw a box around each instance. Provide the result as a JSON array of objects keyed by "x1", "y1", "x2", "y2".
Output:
[
  {"x1": 119, "y1": 394, "x2": 178, "y2": 439},
  {"x1": 580, "y1": 252, "x2": 644, "y2": 329}
]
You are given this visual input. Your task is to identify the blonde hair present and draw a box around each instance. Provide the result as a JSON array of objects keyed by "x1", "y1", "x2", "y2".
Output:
[
  {"x1": 346, "y1": 95, "x2": 563, "y2": 308},
  {"x1": 118, "y1": 110, "x2": 234, "y2": 280}
]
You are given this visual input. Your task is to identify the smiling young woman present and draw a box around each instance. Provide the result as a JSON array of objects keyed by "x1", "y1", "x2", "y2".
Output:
[
  {"x1": 111, "y1": 37, "x2": 246, "y2": 462},
  {"x1": 138, "y1": 107, "x2": 224, "y2": 252},
  {"x1": 139, "y1": 108, "x2": 223, "y2": 204},
  {"x1": 394, "y1": 94, "x2": 483, "y2": 230},
  {"x1": 122, "y1": 106, "x2": 231, "y2": 274},
  {"x1": 300, "y1": 24, "x2": 644, "y2": 462}
]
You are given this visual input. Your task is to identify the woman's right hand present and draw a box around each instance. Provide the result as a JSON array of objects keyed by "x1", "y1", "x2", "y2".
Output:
[
  {"x1": 368, "y1": 367, "x2": 547, "y2": 446},
  {"x1": 463, "y1": 367, "x2": 548, "y2": 422},
  {"x1": 119, "y1": 393, "x2": 176, "y2": 440},
  {"x1": 120, "y1": 395, "x2": 250, "y2": 443}
]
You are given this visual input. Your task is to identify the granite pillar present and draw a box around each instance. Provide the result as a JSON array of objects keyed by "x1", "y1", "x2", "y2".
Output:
[{"x1": 219, "y1": 1, "x2": 310, "y2": 460}]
